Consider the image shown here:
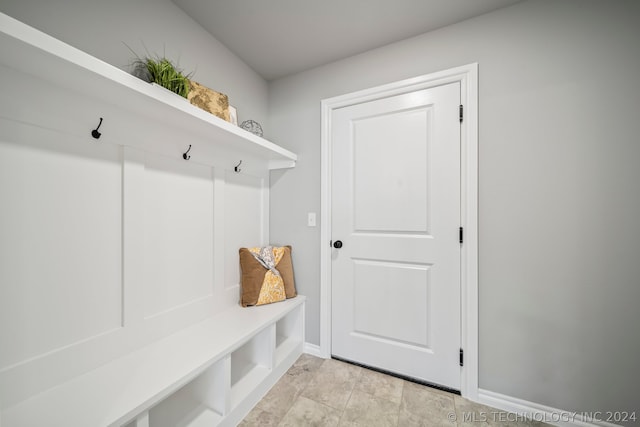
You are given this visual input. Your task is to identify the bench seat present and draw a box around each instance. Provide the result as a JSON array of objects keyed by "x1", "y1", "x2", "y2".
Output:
[{"x1": 1, "y1": 296, "x2": 305, "y2": 427}]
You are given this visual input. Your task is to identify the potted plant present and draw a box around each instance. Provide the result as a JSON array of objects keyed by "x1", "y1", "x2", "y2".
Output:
[
  {"x1": 127, "y1": 47, "x2": 230, "y2": 122},
  {"x1": 130, "y1": 52, "x2": 192, "y2": 98}
]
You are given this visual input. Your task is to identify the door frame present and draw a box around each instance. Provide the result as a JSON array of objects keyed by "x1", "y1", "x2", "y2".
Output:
[{"x1": 319, "y1": 63, "x2": 478, "y2": 399}]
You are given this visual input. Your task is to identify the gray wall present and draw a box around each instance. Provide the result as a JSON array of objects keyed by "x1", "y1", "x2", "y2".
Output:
[
  {"x1": 2, "y1": 0, "x2": 639, "y2": 417},
  {"x1": 0, "y1": 0, "x2": 269, "y2": 129},
  {"x1": 268, "y1": 0, "x2": 640, "y2": 415}
]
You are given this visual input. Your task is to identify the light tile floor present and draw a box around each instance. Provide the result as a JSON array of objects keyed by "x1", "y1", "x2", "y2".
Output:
[{"x1": 240, "y1": 354, "x2": 552, "y2": 426}]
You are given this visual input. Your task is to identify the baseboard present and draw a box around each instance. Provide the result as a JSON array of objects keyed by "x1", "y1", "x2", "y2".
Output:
[
  {"x1": 303, "y1": 342, "x2": 323, "y2": 358},
  {"x1": 477, "y1": 389, "x2": 621, "y2": 427}
]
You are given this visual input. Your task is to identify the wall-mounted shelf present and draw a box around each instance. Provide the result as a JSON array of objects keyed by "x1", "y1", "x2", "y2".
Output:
[{"x1": 0, "y1": 12, "x2": 297, "y2": 170}]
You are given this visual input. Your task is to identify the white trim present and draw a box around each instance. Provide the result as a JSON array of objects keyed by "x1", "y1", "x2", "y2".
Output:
[
  {"x1": 319, "y1": 63, "x2": 479, "y2": 397},
  {"x1": 303, "y1": 342, "x2": 324, "y2": 358},
  {"x1": 477, "y1": 389, "x2": 622, "y2": 427}
]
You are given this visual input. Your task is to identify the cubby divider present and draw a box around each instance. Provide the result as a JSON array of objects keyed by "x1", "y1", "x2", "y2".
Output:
[
  {"x1": 230, "y1": 326, "x2": 273, "y2": 409},
  {"x1": 275, "y1": 303, "x2": 304, "y2": 366}
]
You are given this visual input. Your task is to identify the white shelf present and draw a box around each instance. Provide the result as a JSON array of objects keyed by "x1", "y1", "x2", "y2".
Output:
[
  {"x1": 230, "y1": 363, "x2": 270, "y2": 409},
  {"x1": 150, "y1": 395, "x2": 223, "y2": 427},
  {"x1": 149, "y1": 357, "x2": 226, "y2": 427},
  {"x1": 0, "y1": 12, "x2": 297, "y2": 170}
]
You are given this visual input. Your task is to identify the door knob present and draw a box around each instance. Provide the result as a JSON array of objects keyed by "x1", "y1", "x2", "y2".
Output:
[{"x1": 333, "y1": 240, "x2": 343, "y2": 248}]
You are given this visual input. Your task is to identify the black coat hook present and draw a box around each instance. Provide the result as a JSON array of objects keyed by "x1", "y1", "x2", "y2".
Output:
[
  {"x1": 234, "y1": 160, "x2": 242, "y2": 173},
  {"x1": 91, "y1": 117, "x2": 103, "y2": 139},
  {"x1": 183, "y1": 145, "x2": 192, "y2": 160}
]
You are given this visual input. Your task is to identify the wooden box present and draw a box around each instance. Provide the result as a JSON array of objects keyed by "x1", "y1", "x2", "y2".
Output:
[{"x1": 188, "y1": 80, "x2": 230, "y2": 122}]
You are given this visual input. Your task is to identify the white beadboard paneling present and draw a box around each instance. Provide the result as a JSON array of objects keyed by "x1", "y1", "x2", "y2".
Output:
[
  {"x1": 0, "y1": 11, "x2": 297, "y2": 416},
  {"x1": 0, "y1": 120, "x2": 122, "y2": 369},
  {"x1": 224, "y1": 171, "x2": 266, "y2": 290},
  {"x1": 143, "y1": 153, "x2": 215, "y2": 319}
]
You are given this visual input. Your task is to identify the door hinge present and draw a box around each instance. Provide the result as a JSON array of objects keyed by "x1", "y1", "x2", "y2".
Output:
[
  {"x1": 459, "y1": 105, "x2": 463, "y2": 123},
  {"x1": 460, "y1": 348, "x2": 464, "y2": 367},
  {"x1": 459, "y1": 227, "x2": 463, "y2": 244}
]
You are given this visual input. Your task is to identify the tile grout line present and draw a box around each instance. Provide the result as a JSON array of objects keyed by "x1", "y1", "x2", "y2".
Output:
[
  {"x1": 274, "y1": 357, "x2": 317, "y2": 426},
  {"x1": 452, "y1": 391, "x2": 460, "y2": 427},
  {"x1": 336, "y1": 361, "x2": 362, "y2": 426},
  {"x1": 286, "y1": 356, "x2": 328, "y2": 426},
  {"x1": 399, "y1": 378, "x2": 408, "y2": 427},
  {"x1": 393, "y1": 380, "x2": 406, "y2": 427},
  {"x1": 267, "y1": 355, "x2": 328, "y2": 426}
]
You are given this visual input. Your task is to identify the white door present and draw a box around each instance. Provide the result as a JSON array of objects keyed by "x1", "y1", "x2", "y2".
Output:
[{"x1": 331, "y1": 82, "x2": 461, "y2": 389}]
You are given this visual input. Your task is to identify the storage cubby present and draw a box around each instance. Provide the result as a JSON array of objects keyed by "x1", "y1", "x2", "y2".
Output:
[
  {"x1": 148, "y1": 358, "x2": 227, "y2": 427},
  {"x1": 230, "y1": 327, "x2": 272, "y2": 409},
  {"x1": 275, "y1": 303, "x2": 304, "y2": 366}
]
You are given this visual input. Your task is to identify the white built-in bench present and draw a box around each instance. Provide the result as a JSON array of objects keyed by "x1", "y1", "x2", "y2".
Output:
[
  {"x1": 0, "y1": 12, "x2": 304, "y2": 427},
  {"x1": 1, "y1": 297, "x2": 305, "y2": 427}
]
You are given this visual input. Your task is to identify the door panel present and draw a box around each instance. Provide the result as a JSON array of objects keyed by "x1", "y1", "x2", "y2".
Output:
[
  {"x1": 353, "y1": 108, "x2": 430, "y2": 233},
  {"x1": 331, "y1": 82, "x2": 461, "y2": 389},
  {"x1": 352, "y1": 259, "x2": 431, "y2": 348}
]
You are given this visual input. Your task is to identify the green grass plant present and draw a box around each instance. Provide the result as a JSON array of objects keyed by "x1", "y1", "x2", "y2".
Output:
[{"x1": 129, "y1": 48, "x2": 192, "y2": 98}]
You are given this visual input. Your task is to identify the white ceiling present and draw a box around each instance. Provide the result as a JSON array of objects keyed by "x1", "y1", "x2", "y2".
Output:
[{"x1": 172, "y1": 0, "x2": 522, "y2": 81}]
